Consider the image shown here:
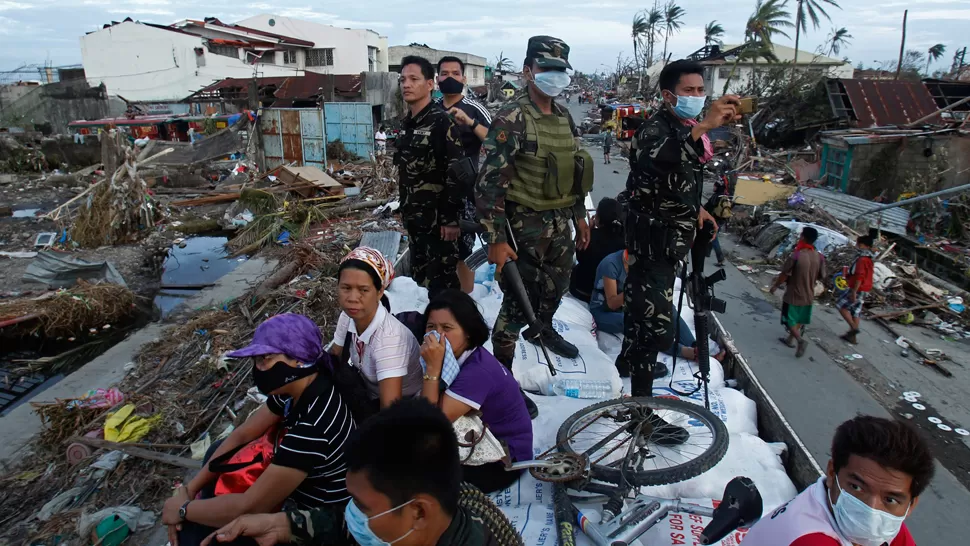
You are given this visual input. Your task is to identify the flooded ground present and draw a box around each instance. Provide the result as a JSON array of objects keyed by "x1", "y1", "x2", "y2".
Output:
[
  {"x1": 11, "y1": 208, "x2": 41, "y2": 218},
  {"x1": 153, "y1": 235, "x2": 247, "y2": 317}
]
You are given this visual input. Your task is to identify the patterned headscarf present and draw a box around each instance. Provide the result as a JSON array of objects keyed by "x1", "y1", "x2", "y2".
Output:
[{"x1": 340, "y1": 247, "x2": 394, "y2": 290}]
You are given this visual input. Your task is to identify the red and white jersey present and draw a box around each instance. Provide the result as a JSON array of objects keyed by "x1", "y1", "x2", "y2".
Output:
[{"x1": 741, "y1": 478, "x2": 916, "y2": 546}]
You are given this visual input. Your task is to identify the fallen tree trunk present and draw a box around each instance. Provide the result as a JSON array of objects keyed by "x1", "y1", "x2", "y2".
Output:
[{"x1": 68, "y1": 436, "x2": 202, "y2": 469}]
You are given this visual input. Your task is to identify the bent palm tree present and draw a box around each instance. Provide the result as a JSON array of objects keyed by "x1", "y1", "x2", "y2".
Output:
[
  {"x1": 723, "y1": 0, "x2": 793, "y2": 95},
  {"x1": 926, "y1": 43, "x2": 946, "y2": 75},
  {"x1": 792, "y1": 0, "x2": 841, "y2": 78},
  {"x1": 826, "y1": 27, "x2": 852, "y2": 57},
  {"x1": 661, "y1": 2, "x2": 686, "y2": 65},
  {"x1": 705, "y1": 20, "x2": 725, "y2": 46},
  {"x1": 633, "y1": 13, "x2": 650, "y2": 92},
  {"x1": 494, "y1": 52, "x2": 512, "y2": 72},
  {"x1": 645, "y1": 7, "x2": 664, "y2": 67}
]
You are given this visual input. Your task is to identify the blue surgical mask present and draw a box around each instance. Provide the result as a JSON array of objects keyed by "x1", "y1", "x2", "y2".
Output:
[
  {"x1": 829, "y1": 476, "x2": 909, "y2": 546},
  {"x1": 345, "y1": 498, "x2": 414, "y2": 546},
  {"x1": 671, "y1": 95, "x2": 705, "y2": 119},
  {"x1": 532, "y1": 70, "x2": 571, "y2": 98}
]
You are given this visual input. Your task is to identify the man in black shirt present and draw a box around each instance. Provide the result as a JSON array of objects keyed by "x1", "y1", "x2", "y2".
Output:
[
  {"x1": 435, "y1": 55, "x2": 492, "y2": 294},
  {"x1": 204, "y1": 398, "x2": 520, "y2": 546}
]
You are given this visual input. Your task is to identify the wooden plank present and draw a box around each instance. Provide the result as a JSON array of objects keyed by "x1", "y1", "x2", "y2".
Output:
[{"x1": 68, "y1": 436, "x2": 202, "y2": 469}]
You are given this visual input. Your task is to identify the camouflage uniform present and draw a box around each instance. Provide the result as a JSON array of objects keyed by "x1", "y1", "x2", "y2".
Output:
[
  {"x1": 395, "y1": 102, "x2": 465, "y2": 297},
  {"x1": 621, "y1": 108, "x2": 704, "y2": 396},
  {"x1": 476, "y1": 36, "x2": 592, "y2": 364}
]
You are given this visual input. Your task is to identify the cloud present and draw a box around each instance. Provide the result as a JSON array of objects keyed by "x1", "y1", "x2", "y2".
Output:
[
  {"x1": 0, "y1": 1, "x2": 32, "y2": 11},
  {"x1": 106, "y1": 8, "x2": 174, "y2": 15}
]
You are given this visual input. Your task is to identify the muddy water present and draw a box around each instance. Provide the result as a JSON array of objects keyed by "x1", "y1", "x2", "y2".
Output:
[{"x1": 153, "y1": 236, "x2": 246, "y2": 317}]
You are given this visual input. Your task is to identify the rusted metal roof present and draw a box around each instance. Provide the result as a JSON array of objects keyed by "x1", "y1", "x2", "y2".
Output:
[
  {"x1": 190, "y1": 73, "x2": 362, "y2": 104},
  {"x1": 803, "y1": 187, "x2": 910, "y2": 236},
  {"x1": 832, "y1": 79, "x2": 941, "y2": 128}
]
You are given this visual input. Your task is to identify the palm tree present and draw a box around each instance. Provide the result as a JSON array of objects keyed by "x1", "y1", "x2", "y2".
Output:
[
  {"x1": 493, "y1": 52, "x2": 512, "y2": 72},
  {"x1": 723, "y1": 0, "x2": 793, "y2": 95},
  {"x1": 704, "y1": 20, "x2": 725, "y2": 46},
  {"x1": 826, "y1": 27, "x2": 852, "y2": 57},
  {"x1": 645, "y1": 7, "x2": 664, "y2": 67},
  {"x1": 632, "y1": 13, "x2": 650, "y2": 92},
  {"x1": 660, "y1": 2, "x2": 686, "y2": 65},
  {"x1": 792, "y1": 0, "x2": 841, "y2": 78},
  {"x1": 926, "y1": 43, "x2": 946, "y2": 75}
]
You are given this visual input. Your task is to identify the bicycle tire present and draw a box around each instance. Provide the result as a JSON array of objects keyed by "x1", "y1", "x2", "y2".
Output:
[{"x1": 556, "y1": 396, "x2": 728, "y2": 487}]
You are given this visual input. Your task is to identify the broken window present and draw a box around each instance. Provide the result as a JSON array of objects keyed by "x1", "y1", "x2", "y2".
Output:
[
  {"x1": 825, "y1": 149, "x2": 846, "y2": 189},
  {"x1": 208, "y1": 44, "x2": 238, "y2": 59},
  {"x1": 307, "y1": 48, "x2": 335, "y2": 67},
  {"x1": 368, "y1": 46, "x2": 378, "y2": 71},
  {"x1": 283, "y1": 50, "x2": 299, "y2": 64},
  {"x1": 718, "y1": 67, "x2": 732, "y2": 79},
  {"x1": 256, "y1": 51, "x2": 276, "y2": 64}
]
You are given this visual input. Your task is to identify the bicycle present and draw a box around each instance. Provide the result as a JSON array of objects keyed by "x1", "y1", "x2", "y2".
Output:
[{"x1": 501, "y1": 222, "x2": 759, "y2": 545}]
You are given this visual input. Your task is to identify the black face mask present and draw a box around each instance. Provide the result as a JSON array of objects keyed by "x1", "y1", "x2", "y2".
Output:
[
  {"x1": 253, "y1": 360, "x2": 316, "y2": 395},
  {"x1": 438, "y1": 77, "x2": 464, "y2": 95}
]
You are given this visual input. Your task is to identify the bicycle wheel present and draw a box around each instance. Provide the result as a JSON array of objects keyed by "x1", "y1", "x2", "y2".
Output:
[{"x1": 556, "y1": 396, "x2": 728, "y2": 487}]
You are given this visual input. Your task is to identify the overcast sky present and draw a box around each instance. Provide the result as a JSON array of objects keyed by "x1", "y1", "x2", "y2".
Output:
[{"x1": 1, "y1": 0, "x2": 967, "y2": 78}]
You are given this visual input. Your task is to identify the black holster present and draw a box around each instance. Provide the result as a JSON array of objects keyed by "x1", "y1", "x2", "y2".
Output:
[{"x1": 626, "y1": 208, "x2": 674, "y2": 263}]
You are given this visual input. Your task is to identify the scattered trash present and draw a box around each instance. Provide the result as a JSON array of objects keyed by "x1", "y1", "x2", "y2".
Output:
[
  {"x1": 34, "y1": 232, "x2": 56, "y2": 248},
  {"x1": 229, "y1": 209, "x2": 254, "y2": 228},
  {"x1": 736, "y1": 265, "x2": 755, "y2": 273},
  {"x1": 190, "y1": 433, "x2": 211, "y2": 460},
  {"x1": 104, "y1": 404, "x2": 160, "y2": 443},
  {"x1": 23, "y1": 251, "x2": 127, "y2": 288},
  {"x1": 913, "y1": 403, "x2": 926, "y2": 410},
  {"x1": 956, "y1": 428, "x2": 969, "y2": 436},
  {"x1": 938, "y1": 424, "x2": 953, "y2": 432},
  {"x1": 928, "y1": 417, "x2": 943, "y2": 424}
]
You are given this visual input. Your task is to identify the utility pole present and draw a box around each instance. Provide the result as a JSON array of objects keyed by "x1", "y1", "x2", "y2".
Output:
[{"x1": 894, "y1": 10, "x2": 908, "y2": 80}]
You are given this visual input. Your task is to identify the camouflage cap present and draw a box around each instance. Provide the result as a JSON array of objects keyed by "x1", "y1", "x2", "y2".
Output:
[{"x1": 527, "y1": 35, "x2": 572, "y2": 70}]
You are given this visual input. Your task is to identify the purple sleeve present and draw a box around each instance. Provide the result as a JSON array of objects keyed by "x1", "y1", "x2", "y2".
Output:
[{"x1": 445, "y1": 358, "x2": 491, "y2": 410}]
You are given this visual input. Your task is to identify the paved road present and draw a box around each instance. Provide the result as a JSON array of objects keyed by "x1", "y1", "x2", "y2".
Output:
[{"x1": 564, "y1": 99, "x2": 970, "y2": 543}]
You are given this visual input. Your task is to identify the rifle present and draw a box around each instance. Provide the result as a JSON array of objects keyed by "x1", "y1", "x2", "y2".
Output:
[{"x1": 669, "y1": 221, "x2": 727, "y2": 408}]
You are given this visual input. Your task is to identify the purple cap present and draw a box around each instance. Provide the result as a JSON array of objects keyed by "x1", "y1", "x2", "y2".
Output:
[{"x1": 227, "y1": 313, "x2": 322, "y2": 364}]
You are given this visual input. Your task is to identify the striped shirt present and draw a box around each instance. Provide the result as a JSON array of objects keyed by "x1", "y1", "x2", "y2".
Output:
[
  {"x1": 332, "y1": 306, "x2": 423, "y2": 399},
  {"x1": 267, "y1": 373, "x2": 355, "y2": 508},
  {"x1": 435, "y1": 95, "x2": 492, "y2": 166}
]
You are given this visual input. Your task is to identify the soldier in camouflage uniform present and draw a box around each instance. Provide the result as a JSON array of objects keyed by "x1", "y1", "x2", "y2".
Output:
[
  {"x1": 477, "y1": 36, "x2": 593, "y2": 375},
  {"x1": 394, "y1": 55, "x2": 465, "y2": 298},
  {"x1": 621, "y1": 60, "x2": 740, "y2": 398}
]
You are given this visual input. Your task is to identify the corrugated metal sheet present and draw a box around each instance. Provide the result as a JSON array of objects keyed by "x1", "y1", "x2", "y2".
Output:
[
  {"x1": 838, "y1": 79, "x2": 941, "y2": 128},
  {"x1": 261, "y1": 108, "x2": 327, "y2": 170},
  {"x1": 359, "y1": 231, "x2": 402, "y2": 263},
  {"x1": 803, "y1": 188, "x2": 909, "y2": 236},
  {"x1": 324, "y1": 102, "x2": 374, "y2": 159}
]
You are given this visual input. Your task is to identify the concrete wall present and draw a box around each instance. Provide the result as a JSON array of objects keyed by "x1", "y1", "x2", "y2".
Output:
[
  {"x1": 237, "y1": 15, "x2": 389, "y2": 74},
  {"x1": 388, "y1": 45, "x2": 488, "y2": 87},
  {"x1": 364, "y1": 71, "x2": 404, "y2": 123},
  {"x1": 0, "y1": 80, "x2": 125, "y2": 134},
  {"x1": 846, "y1": 136, "x2": 970, "y2": 199},
  {"x1": 80, "y1": 21, "x2": 301, "y2": 102}
]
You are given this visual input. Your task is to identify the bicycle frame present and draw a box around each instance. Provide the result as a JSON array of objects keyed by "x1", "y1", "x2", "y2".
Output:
[{"x1": 574, "y1": 492, "x2": 716, "y2": 546}]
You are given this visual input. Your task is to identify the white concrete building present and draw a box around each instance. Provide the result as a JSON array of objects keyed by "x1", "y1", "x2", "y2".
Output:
[
  {"x1": 388, "y1": 45, "x2": 488, "y2": 87},
  {"x1": 694, "y1": 44, "x2": 853, "y2": 96},
  {"x1": 80, "y1": 19, "x2": 307, "y2": 102},
  {"x1": 236, "y1": 14, "x2": 389, "y2": 75},
  {"x1": 80, "y1": 16, "x2": 390, "y2": 103}
]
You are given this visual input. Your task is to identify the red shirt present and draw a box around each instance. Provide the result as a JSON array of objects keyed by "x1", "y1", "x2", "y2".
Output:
[
  {"x1": 789, "y1": 524, "x2": 916, "y2": 546},
  {"x1": 849, "y1": 255, "x2": 874, "y2": 293}
]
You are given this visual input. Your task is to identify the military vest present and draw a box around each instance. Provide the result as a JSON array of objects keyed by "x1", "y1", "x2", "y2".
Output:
[{"x1": 507, "y1": 96, "x2": 592, "y2": 211}]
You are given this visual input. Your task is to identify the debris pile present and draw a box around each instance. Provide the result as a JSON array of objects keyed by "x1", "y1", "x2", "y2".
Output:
[{"x1": 0, "y1": 280, "x2": 134, "y2": 338}]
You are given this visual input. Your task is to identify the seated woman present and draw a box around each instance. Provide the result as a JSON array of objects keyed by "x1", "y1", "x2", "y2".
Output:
[
  {"x1": 569, "y1": 197, "x2": 626, "y2": 302},
  {"x1": 419, "y1": 289, "x2": 534, "y2": 494},
  {"x1": 162, "y1": 314, "x2": 355, "y2": 546},
  {"x1": 590, "y1": 251, "x2": 725, "y2": 369},
  {"x1": 330, "y1": 247, "x2": 423, "y2": 412}
]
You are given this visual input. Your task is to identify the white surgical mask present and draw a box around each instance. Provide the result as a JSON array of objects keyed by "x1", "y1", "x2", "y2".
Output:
[
  {"x1": 532, "y1": 70, "x2": 571, "y2": 98},
  {"x1": 829, "y1": 476, "x2": 909, "y2": 546},
  {"x1": 670, "y1": 94, "x2": 705, "y2": 119}
]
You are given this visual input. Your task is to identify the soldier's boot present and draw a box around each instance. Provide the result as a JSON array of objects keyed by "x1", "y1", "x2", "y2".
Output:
[
  {"x1": 495, "y1": 348, "x2": 539, "y2": 420},
  {"x1": 524, "y1": 324, "x2": 579, "y2": 359},
  {"x1": 631, "y1": 351, "x2": 688, "y2": 446}
]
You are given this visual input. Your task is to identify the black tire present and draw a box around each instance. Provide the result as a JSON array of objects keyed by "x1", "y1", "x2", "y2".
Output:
[{"x1": 556, "y1": 396, "x2": 729, "y2": 487}]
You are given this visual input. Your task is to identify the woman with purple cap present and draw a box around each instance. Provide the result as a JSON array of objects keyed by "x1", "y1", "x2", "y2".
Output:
[
  {"x1": 330, "y1": 247, "x2": 423, "y2": 411},
  {"x1": 163, "y1": 313, "x2": 355, "y2": 546}
]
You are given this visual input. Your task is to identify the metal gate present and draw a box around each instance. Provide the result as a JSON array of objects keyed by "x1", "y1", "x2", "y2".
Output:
[
  {"x1": 262, "y1": 104, "x2": 373, "y2": 168},
  {"x1": 260, "y1": 108, "x2": 327, "y2": 170},
  {"x1": 324, "y1": 102, "x2": 374, "y2": 159}
]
